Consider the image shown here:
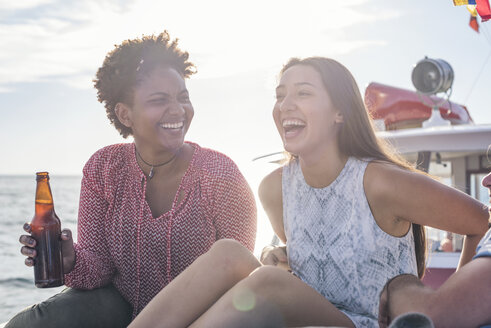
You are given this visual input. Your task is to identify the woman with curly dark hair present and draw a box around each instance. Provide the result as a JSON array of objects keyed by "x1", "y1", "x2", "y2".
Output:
[{"x1": 9, "y1": 31, "x2": 257, "y2": 328}]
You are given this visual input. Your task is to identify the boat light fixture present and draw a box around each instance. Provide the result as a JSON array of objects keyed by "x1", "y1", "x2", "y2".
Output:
[{"x1": 412, "y1": 57, "x2": 454, "y2": 95}]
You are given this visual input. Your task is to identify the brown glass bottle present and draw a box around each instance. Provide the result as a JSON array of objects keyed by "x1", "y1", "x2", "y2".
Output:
[{"x1": 30, "y1": 172, "x2": 64, "y2": 288}]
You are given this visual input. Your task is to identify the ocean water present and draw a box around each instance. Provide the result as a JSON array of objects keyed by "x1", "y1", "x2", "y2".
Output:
[{"x1": 0, "y1": 175, "x2": 80, "y2": 323}]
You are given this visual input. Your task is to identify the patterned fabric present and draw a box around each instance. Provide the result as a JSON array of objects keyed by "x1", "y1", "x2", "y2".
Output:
[
  {"x1": 473, "y1": 228, "x2": 491, "y2": 259},
  {"x1": 282, "y1": 157, "x2": 417, "y2": 328},
  {"x1": 64, "y1": 142, "x2": 257, "y2": 317}
]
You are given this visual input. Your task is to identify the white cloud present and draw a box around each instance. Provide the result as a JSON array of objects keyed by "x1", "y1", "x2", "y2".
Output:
[
  {"x1": 0, "y1": 0, "x2": 400, "y2": 91},
  {"x1": 0, "y1": 0, "x2": 56, "y2": 11}
]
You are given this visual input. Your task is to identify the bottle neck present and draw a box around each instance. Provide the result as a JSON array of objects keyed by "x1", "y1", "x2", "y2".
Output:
[{"x1": 35, "y1": 174, "x2": 55, "y2": 214}]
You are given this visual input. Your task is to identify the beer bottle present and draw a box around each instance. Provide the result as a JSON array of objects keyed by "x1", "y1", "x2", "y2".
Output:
[{"x1": 30, "y1": 172, "x2": 64, "y2": 288}]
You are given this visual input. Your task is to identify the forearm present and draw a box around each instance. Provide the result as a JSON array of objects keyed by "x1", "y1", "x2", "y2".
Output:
[{"x1": 457, "y1": 234, "x2": 484, "y2": 269}]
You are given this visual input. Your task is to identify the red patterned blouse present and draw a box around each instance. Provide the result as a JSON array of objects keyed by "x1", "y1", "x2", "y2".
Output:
[{"x1": 64, "y1": 142, "x2": 257, "y2": 316}]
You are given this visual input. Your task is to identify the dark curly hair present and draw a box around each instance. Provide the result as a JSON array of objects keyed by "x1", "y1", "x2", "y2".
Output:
[{"x1": 94, "y1": 31, "x2": 196, "y2": 138}]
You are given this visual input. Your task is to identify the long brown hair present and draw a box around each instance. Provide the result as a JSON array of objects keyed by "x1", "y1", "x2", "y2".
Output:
[{"x1": 280, "y1": 57, "x2": 427, "y2": 278}]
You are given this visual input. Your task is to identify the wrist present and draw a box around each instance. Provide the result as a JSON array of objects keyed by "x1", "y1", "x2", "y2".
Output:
[{"x1": 64, "y1": 246, "x2": 77, "y2": 274}]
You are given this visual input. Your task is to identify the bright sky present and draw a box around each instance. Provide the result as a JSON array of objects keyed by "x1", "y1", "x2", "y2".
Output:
[{"x1": 1, "y1": 0, "x2": 491, "y2": 248}]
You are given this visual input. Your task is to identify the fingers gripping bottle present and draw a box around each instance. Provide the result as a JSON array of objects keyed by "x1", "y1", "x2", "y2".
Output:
[{"x1": 30, "y1": 172, "x2": 64, "y2": 288}]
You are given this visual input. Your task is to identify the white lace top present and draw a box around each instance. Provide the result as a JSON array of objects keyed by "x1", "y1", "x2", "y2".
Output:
[{"x1": 282, "y1": 157, "x2": 418, "y2": 327}]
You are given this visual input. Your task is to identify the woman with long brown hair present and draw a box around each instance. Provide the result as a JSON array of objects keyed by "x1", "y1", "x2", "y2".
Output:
[{"x1": 128, "y1": 57, "x2": 488, "y2": 328}]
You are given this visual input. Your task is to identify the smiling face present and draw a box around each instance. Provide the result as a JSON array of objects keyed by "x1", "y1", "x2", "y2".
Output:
[
  {"x1": 118, "y1": 66, "x2": 194, "y2": 153},
  {"x1": 273, "y1": 64, "x2": 343, "y2": 157}
]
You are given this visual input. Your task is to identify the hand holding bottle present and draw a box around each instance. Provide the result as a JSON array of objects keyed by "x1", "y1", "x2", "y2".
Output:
[{"x1": 19, "y1": 224, "x2": 76, "y2": 274}]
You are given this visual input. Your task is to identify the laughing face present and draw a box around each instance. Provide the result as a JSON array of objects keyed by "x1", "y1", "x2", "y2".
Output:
[
  {"x1": 122, "y1": 66, "x2": 194, "y2": 152},
  {"x1": 273, "y1": 64, "x2": 343, "y2": 157}
]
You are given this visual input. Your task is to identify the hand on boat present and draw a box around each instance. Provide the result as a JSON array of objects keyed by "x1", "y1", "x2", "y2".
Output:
[
  {"x1": 260, "y1": 245, "x2": 291, "y2": 270},
  {"x1": 19, "y1": 223, "x2": 76, "y2": 273}
]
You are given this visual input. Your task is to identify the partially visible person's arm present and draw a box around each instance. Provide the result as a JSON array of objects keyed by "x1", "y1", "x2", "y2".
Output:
[
  {"x1": 457, "y1": 234, "x2": 483, "y2": 269},
  {"x1": 380, "y1": 257, "x2": 491, "y2": 328}
]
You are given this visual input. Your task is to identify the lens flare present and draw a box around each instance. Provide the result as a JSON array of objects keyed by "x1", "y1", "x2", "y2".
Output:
[{"x1": 232, "y1": 287, "x2": 256, "y2": 312}]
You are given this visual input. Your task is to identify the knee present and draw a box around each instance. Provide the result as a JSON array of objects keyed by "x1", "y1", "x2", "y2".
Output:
[
  {"x1": 244, "y1": 266, "x2": 287, "y2": 294},
  {"x1": 5, "y1": 286, "x2": 131, "y2": 328},
  {"x1": 228, "y1": 266, "x2": 289, "y2": 316},
  {"x1": 207, "y1": 239, "x2": 260, "y2": 279},
  {"x1": 4, "y1": 290, "x2": 68, "y2": 328},
  {"x1": 5, "y1": 299, "x2": 60, "y2": 328},
  {"x1": 208, "y1": 239, "x2": 255, "y2": 263}
]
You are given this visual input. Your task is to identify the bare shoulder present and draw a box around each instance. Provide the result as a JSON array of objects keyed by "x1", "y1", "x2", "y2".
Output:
[{"x1": 364, "y1": 161, "x2": 414, "y2": 195}]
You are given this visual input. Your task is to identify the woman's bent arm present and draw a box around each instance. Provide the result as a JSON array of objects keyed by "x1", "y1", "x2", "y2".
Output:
[
  {"x1": 64, "y1": 152, "x2": 115, "y2": 288},
  {"x1": 364, "y1": 161, "x2": 489, "y2": 267}
]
